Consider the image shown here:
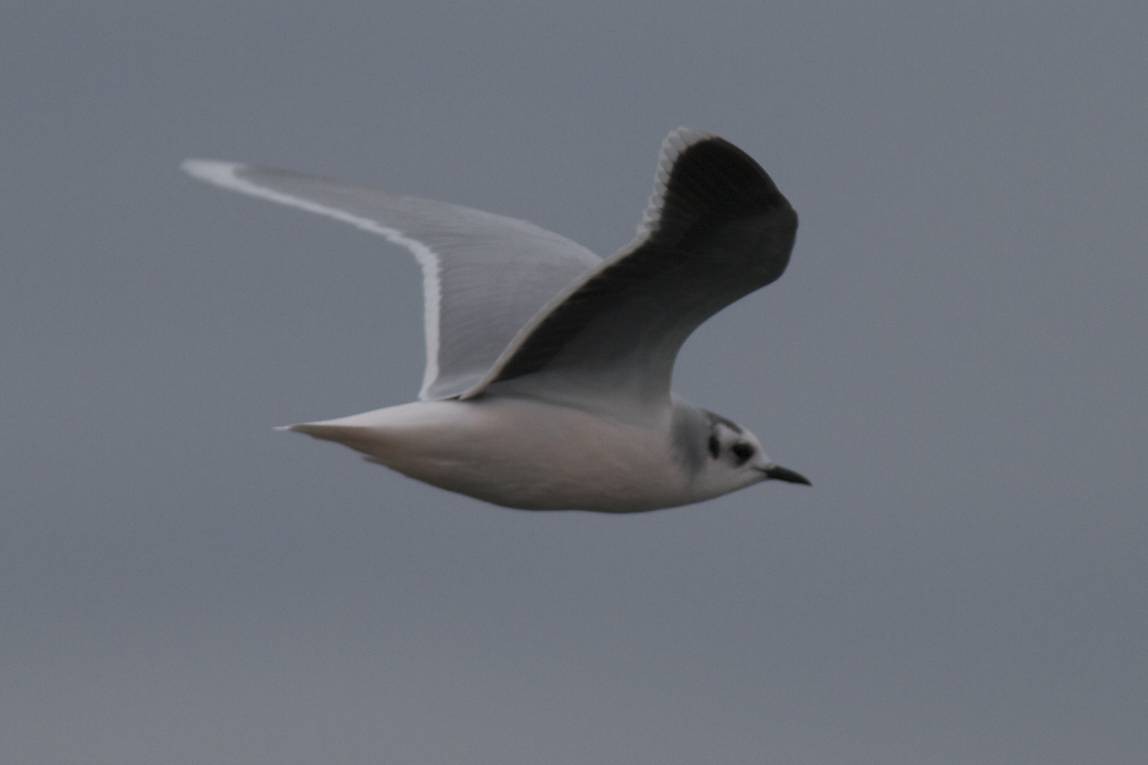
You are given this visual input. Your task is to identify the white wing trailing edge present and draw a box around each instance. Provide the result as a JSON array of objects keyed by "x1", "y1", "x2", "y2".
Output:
[
  {"x1": 182, "y1": 160, "x2": 600, "y2": 400},
  {"x1": 631, "y1": 127, "x2": 718, "y2": 244}
]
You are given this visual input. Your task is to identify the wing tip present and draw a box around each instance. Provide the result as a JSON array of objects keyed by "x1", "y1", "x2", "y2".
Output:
[
  {"x1": 635, "y1": 128, "x2": 723, "y2": 238},
  {"x1": 663, "y1": 126, "x2": 717, "y2": 148},
  {"x1": 660, "y1": 127, "x2": 720, "y2": 166},
  {"x1": 181, "y1": 158, "x2": 247, "y2": 186}
]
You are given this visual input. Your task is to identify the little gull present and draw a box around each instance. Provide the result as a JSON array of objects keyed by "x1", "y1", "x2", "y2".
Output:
[{"x1": 182, "y1": 128, "x2": 810, "y2": 512}]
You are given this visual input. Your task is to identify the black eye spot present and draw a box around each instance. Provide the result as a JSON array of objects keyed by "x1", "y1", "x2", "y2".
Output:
[
  {"x1": 707, "y1": 434, "x2": 720, "y2": 459},
  {"x1": 731, "y1": 443, "x2": 755, "y2": 465}
]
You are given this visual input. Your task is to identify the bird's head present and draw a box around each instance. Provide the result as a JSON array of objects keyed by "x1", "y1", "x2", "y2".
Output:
[{"x1": 685, "y1": 408, "x2": 811, "y2": 500}]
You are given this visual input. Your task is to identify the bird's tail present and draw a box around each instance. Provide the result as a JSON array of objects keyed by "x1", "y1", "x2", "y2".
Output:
[{"x1": 275, "y1": 421, "x2": 373, "y2": 449}]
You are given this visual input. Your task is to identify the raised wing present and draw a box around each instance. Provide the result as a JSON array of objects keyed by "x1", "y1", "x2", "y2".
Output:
[
  {"x1": 464, "y1": 129, "x2": 798, "y2": 422},
  {"x1": 182, "y1": 160, "x2": 601, "y2": 399}
]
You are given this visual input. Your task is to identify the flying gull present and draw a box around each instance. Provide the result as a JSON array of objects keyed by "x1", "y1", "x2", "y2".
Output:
[{"x1": 182, "y1": 128, "x2": 810, "y2": 512}]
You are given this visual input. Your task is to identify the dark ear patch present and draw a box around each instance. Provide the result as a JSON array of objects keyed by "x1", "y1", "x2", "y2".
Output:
[{"x1": 707, "y1": 434, "x2": 721, "y2": 459}]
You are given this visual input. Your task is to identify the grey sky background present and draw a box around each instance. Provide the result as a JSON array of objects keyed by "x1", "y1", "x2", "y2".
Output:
[{"x1": 3, "y1": 2, "x2": 1146, "y2": 763}]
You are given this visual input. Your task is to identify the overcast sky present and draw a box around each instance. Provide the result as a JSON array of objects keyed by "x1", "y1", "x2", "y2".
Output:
[{"x1": 3, "y1": 2, "x2": 1146, "y2": 763}]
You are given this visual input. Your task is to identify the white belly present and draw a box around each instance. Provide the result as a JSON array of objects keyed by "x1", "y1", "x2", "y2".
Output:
[{"x1": 291, "y1": 398, "x2": 692, "y2": 512}]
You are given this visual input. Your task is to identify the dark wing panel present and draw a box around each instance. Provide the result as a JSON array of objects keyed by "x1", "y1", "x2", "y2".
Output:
[{"x1": 467, "y1": 129, "x2": 798, "y2": 418}]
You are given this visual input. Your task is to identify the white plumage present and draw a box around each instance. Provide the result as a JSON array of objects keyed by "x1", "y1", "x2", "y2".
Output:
[{"x1": 183, "y1": 129, "x2": 810, "y2": 512}]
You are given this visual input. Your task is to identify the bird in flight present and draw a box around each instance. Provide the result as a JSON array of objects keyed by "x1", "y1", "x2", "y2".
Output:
[{"x1": 183, "y1": 128, "x2": 810, "y2": 512}]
